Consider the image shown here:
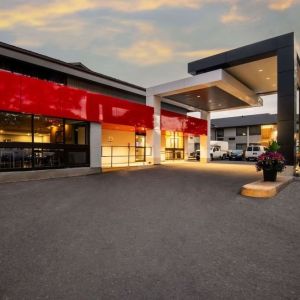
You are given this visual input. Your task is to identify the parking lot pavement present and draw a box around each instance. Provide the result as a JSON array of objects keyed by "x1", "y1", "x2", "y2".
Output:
[{"x1": 0, "y1": 163, "x2": 299, "y2": 299}]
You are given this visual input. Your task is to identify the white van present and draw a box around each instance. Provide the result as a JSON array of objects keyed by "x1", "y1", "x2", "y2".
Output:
[
  {"x1": 195, "y1": 141, "x2": 229, "y2": 161},
  {"x1": 245, "y1": 145, "x2": 265, "y2": 161}
]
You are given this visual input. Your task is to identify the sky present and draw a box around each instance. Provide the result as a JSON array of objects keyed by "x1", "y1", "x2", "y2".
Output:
[{"x1": 0, "y1": 0, "x2": 299, "y2": 118}]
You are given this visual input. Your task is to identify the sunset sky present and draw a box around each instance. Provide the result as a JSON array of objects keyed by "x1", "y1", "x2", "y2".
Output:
[{"x1": 0, "y1": 0, "x2": 299, "y2": 118}]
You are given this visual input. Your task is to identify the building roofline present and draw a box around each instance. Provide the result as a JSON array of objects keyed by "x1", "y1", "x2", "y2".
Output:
[
  {"x1": 0, "y1": 41, "x2": 146, "y2": 95},
  {"x1": 188, "y1": 32, "x2": 294, "y2": 75},
  {"x1": 211, "y1": 113, "x2": 278, "y2": 128}
]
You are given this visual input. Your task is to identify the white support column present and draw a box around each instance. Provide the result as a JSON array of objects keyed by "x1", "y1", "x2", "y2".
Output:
[
  {"x1": 90, "y1": 122, "x2": 102, "y2": 170},
  {"x1": 184, "y1": 135, "x2": 189, "y2": 160},
  {"x1": 146, "y1": 94, "x2": 161, "y2": 164},
  {"x1": 200, "y1": 111, "x2": 211, "y2": 163},
  {"x1": 246, "y1": 126, "x2": 250, "y2": 147}
]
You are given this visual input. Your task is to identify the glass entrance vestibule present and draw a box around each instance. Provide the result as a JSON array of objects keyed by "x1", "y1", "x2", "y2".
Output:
[
  {"x1": 163, "y1": 131, "x2": 184, "y2": 160},
  {"x1": 0, "y1": 111, "x2": 90, "y2": 171}
]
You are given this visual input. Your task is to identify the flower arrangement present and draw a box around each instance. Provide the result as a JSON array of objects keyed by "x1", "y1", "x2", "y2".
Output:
[
  {"x1": 256, "y1": 151, "x2": 285, "y2": 172},
  {"x1": 255, "y1": 140, "x2": 285, "y2": 181}
]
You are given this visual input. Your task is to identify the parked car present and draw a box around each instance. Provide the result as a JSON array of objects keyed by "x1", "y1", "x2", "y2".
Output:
[
  {"x1": 228, "y1": 149, "x2": 244, "y2": 161},
  {"x1": 245, "y1": 145, "x2": 266, "y2": 161}
]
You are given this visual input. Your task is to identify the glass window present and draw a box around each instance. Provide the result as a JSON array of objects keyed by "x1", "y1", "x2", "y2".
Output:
[
  {"x1": 216, "y1": 128, "x2": 224, "y2": 138},
  {"x1": 66, "y1": 150, "x2": 88, "y2": 166},
  {"x1": 236, "y1": 127, "x2": 247, "y2": 136},
  {"x1": 249, "y1": 125, "x2": 261, "y2": 135},
  {"x1": 135, "y1": 134, "x2": 145, "y2": 147},
  {"x1": 34, "y1": 116, "x2": 63, "y2": 144},
  {"x1": 0, "y1": 112, "x2": 32, "y2": 143},
  {"x1": 34, "y1": 148, "x2": 64, "y2": 168},
  {"x1": 0, "y1": 148, "x2": 32, "y2": 169},
  {"x1": 65, "y1": 120, "x2": 88, "y2": 145},
  {"x1": 0, "y1": 111, "x2": 90, "y2": 171}
]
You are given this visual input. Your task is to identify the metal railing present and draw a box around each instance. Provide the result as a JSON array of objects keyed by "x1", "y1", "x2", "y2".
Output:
[{"x1": 101, "y1": 146, "x2": 152, "y2": 168}]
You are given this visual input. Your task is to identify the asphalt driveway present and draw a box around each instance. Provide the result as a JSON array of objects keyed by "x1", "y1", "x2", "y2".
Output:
[{"x1": 0, "y1": 163, "x2": 299, "y2": 299}]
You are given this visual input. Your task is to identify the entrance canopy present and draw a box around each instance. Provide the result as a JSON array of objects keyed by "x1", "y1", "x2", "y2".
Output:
[
  {"x1": 147, "y1": 33, "x2": 299, "y2": 165},
  {"x1": 147, "y1": 69, "x2": 263, "y2": 112}
]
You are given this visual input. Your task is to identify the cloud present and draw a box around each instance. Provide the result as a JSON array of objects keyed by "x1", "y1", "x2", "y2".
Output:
[
  {"x1": 267, "y1": 0, "x2": 297, "y2": 10},
  {"x1": 221, "y1": 5, "x2": 251, "y2": 23},
  {"x1": 0, "y1": 0, "x2": 239, "y2": 29},
  {"x1": 118, "y1": 40, "x2": 174, "y2": 65},
  {"x1": 118, "y1": 40, "x2": 230, "y2": 66},
  {"x1": 13, "y1": 38, "x2": 44, "y2": 49},
  {"x1": 180, "y1": 48, "x2": 229, "y2": 59},
  {"x1": 0, "y1": 0, "x2": 198, "y2": 29}
]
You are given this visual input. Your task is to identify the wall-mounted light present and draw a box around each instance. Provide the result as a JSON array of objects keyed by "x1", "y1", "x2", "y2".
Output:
[{"x1": 197, "y1": 95, "x2": 201, "y2": 98}]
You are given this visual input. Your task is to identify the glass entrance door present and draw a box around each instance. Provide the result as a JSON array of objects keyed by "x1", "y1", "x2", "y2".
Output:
[
  {"x1": 165, "y1": 131, "x2": 184, "y2": 160},
  {"x1": 135, "y1": 133, "x2": 146, "y2": 162}
]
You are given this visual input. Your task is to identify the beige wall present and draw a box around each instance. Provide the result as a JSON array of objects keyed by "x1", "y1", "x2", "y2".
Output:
[
  {"x1": 102, "y1": 129, "x2": 135, "y2": 147},
  {"x1": 102, "y1": 129, "x2": 136, "y2": 167}
]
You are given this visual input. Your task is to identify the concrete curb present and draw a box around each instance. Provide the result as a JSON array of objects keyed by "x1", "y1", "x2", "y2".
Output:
[
  {"x1": 0, "y1": 167, "x2": 101, "y2": 184},
  {"x1": 240, "y1": 176, "x2": 294, "y2": 198}
]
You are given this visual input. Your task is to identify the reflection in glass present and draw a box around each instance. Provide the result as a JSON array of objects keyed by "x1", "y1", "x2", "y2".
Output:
[
  {"x1": 0, "y1": 112, "x2": 32, "y2": 143},
  {"x1": 66, "y1": 150, "x2": 87, "y2": 165},
  {"x1": 34, "y1": 148, "x2": 64, "y2": 168},
  {"x1": 65, "y1": 120, "x2": 88, "y2": 145},
  {"x1": 236, "y1": 127, "x2": 247, "y2": 136},
  {"x1": 34, "y1": 116, "x2": 63, "y2": 144},
  {"x1": 0, "y1": 148, "x2": 32, "y2": 169},
  {"x1": 135, "y1": 133, "x2": 146, "y2": 162}
]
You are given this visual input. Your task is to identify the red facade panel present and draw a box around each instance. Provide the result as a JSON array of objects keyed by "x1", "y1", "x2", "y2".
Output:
[
  {"x1": 0, "y1": 71, "x2": 207, "y2": 133},
  {"x1": 60, "y1": 86, "x2": 88, "y2": 120},
  {"x1": 20, "y1": 76, "x2": 63, "y2": 117},
  {"x1": 103, "y1": 95, "x2": 154, "y2": 129},
  {"x1": 0, "y1": 70, "x2": 154, "y2": 129},
  {"x1": 0, "y1": 71, "x2": 21, "y2": 112},
  {"x1": 87, "y1": 93, "x2": 153, "y2": 128},
  {"x1": 161, "y1": 110, "x2": 207, "y2": 135}
]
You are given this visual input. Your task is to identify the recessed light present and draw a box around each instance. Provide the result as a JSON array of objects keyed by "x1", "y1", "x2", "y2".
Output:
[
  {"x1": 197, "y1": 95, "x2": 201, "y2": 98},
  {"x1": 258, "y1": 69, "x2": 263, "y2": 72},
  {"x1": 266, "y1": 77, "x2": 270, "y2": 80}
]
